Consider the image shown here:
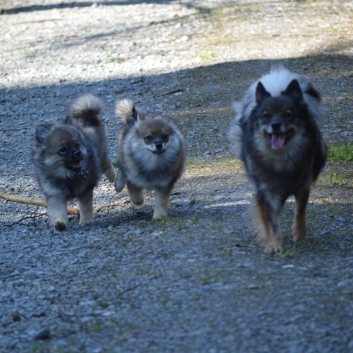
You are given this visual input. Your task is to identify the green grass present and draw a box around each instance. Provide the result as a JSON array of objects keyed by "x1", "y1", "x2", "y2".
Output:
[
  {"x1": 327, "y1": 144, "x2": 353, "y2": 162},
  {"x1": 199, "y1": 51, "x2": 216, "y2": 60},
  {"x1": 186, "y1": 157, "x2": 242, "y2": 175},
  {"x1": 315, "y1": 144, "x2": 353, "y2": 186},
  {"x1": 108, "y1": 57, "x2": 126, "y2": 63},
  {"x1": 319, "y1": 170, "x2": 352, "y2": 186}
]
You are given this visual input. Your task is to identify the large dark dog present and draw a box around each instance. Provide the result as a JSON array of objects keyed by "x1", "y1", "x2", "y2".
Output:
[{"x1": 229, "y1": 67, "x2": 326, "y2": 252}]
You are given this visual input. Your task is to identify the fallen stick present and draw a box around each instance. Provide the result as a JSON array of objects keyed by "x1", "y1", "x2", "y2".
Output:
[{"x1": 0, "y1": 192, "x2": 80, "y2": 215}]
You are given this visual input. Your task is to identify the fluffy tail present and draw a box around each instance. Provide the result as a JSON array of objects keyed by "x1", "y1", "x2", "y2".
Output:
[
  {"x1": 70, "y1": 94, "x2": 103, "y2": 126},
  {"x1": 115, "y1": 99, "x2": 139, "y2": 125}
]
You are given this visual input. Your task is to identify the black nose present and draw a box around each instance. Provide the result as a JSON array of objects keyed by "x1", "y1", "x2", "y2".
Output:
[
  {"x1": 74, "y1": 150, "x2": 83, "y2": 159},
  {"x1": 155, "y1": 142, "x2": 162, "y2": 150},
  {"x1": 271, "y1": 121, "x2": 282, "y2": 132}
]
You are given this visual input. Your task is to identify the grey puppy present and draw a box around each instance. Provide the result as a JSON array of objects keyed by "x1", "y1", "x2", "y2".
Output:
[
  {"x1": 115, "y1": 99, "x2": 186, "y2": 219},
  {"x1": 32, "y1": 94, "x2": 115, "y2": 231}
]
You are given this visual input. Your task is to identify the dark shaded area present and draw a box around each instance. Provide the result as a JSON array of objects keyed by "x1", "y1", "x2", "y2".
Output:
[{"x1": 1, "y1": 0, "x2": 181, "y2": 15}]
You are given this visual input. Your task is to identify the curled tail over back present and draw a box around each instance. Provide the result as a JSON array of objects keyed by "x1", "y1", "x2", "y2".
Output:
[
  {"x1": 70, "y1": 94, "x2": 103, "y2": 127},
  {"x1": 115, "y1": 98, "x2": 139, "y2": 125}
]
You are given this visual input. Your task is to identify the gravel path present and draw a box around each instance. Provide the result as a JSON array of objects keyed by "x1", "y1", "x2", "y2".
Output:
[{"x1": 1, "y1": 1, "x2": 353, "y2": 352}]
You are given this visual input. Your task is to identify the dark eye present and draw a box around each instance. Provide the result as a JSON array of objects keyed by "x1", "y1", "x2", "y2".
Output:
[
  {"x1": 58, "y1": 146, "x2": 67, "y2": 155},
  {"x1": 161, "y1": 133, "x2": 168, "y2": 140},
  {"x1": 284, "y1": 110, "x2": 293, "y2": 119},
  {"x1": 263, "y1": 111, "x2": 270, "y2": 119},
  {"x1": 144, "y1": 135, "x2": 153, "y2": 143},
  {"x1": 74, "y1": 142, "x2": 80, "y2": 148}
]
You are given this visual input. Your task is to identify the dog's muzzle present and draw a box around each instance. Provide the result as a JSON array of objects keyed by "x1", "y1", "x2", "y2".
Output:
[{"x1": 265, "y1": 122, "x2": 294, "y2": 150}]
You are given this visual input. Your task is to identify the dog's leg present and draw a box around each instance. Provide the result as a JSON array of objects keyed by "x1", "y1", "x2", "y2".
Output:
[
  {"x1": 78, "y1": 188, "x2": 94, "y2": 226},
  {"x1": 126, "y1": 181, "x2": 144, "y2": 205},
  {"x1": 252, "y1": 192, "x2": 283, "y2": 253},
  {"x1": 153, "y1": 185, "x2": 173, "y2": 219},
  {"x1": 47, "y1": 196, "x2": 68, "y2": 232},
  {"x1": 292, "y1": 189, "x2": 310, "y2": 242},
  {"x1": 102, "y1": 156, "x2": 116, "y2": 183},
  {"x1": 115, "y1": 170, "x2": 126, "y2": 192}
]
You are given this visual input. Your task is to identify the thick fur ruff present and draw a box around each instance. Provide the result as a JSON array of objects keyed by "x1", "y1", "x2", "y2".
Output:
[
  {"x1": 32, "y1": 94, "x2": 115, "y2": 231},
  {"x1": 228, "y1": 67, "x2": 326, "y2": 252},
  {"x1": 115, "y1": 98, "x2": 186, "y2": 219}
]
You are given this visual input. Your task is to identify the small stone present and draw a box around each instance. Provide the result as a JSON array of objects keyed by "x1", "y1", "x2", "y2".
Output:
[
  {"x1": 12, "y1": 280, "x2": 24, "y2": 287},
  {"x1": 34, "y1": 328, "x2": 50, "y2": 340},
  {"x1": 12, "y1": 314, "x2": 21, "y2": 322},
  {"x1": 32, "y1": 311, "x2": 46, "y2": 318}
]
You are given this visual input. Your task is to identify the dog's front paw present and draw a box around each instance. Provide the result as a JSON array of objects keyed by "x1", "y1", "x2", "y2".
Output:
[
  {"x1": 79, "y1": 216, "x2": 94, "y2": 226},
  {"x1": 265, "y1": 240, "x2": 282, "y2": 253},
  {"x1": 54, "y1": 221, "x2": 67, "y2": 232},
  {"x1": 79, "y1": 220, "x2": 93, "y2": 226},
  {"x1": 153, "y1": 210, "x2": 167, "y2": 219}
]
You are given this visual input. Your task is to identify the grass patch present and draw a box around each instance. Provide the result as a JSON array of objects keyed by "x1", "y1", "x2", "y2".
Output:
[
  {"x1": 186, "y1": 157, "x2": 242, "y2": 177},
  {"x1": 199, "y1": 51, "x2": 216, "y2": 60},
  {"x1": 327, "y1": 144, "x2": 353, "y2": 162},
  {"x1": 315, "y1": 144, "x2": 353, "y2": 186},
  {"x1": 108, "y1": 57, "x2": 127, "y2": 63},
  {"x1": 318, "y1": 169, "x2": 352, "y2": 186}
]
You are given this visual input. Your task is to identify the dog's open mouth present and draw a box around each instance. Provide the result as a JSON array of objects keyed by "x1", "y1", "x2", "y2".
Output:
[
  {"x1": 267, "y1": 130, "x2": 294, "y2": 150},
  {"x1": 66, "y1": 161, "x2": 82, "y2": 171}
]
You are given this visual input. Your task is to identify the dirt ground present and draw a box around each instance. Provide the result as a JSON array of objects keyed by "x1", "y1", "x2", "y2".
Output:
[{"x1": 0, "y1": 1, "x2": 352, "y2": 352}]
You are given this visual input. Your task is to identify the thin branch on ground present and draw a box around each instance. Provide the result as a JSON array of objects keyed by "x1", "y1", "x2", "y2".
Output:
[
  {"x1": 5, "y1": 213, "x2": 47, "y2": 227},
  {"x1": 0, "y1": 192, "x2": 80, "y2": 215}
]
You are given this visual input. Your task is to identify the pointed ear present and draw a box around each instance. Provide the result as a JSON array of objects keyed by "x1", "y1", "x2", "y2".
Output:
[
  {"x1": 63, "y1": 115, "x2": 74, "y2": 125},
  {"x1": 134, "y1": 113, "x2": 142, "y2": 127},
  {"x1": 132, "y1": 105, "x2": 139, "y2": 120},
  {"x1": 256, "y1": 82, "x2": 271, "y2": 103},
  {"x1": 282, "y1": 79, "x2": 303, "y2": 102},
  {"x1": 36, "y1": 124, "x2": 51, "y2": 145}
]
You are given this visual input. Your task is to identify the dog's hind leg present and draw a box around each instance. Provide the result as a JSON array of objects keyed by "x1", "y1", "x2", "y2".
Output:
[
  {"x1": 126, "y1": 181, "x2": 144, "y2": 205},
  {"x1": 292, "y1": 189, "x2": 310, "y2": 242},
  {"x1": 102, "y1": 155, "x2": 116, "y2": 183},
  {"x1": 78, "y1": 188, "x2": 94, "y2": 226},
  {"x1": 115, "y1": 170, "x2": 126, "y2": 192},
  {"x1": 103, "y1": 164, "x2": 116, "y2": 183},
  {"x1": 47, "y1": 196, "x2": 68, "y2": 232},
  {"x1": 153, "y1": 185, "x2": 173, "y2": 219},
  {"x1": 252, "y1": 192, "x2": 283, "y2": 253}
]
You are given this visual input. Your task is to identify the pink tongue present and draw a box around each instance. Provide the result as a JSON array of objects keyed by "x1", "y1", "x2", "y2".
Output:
[
  {"x1": 72, "y1": 161, "x2": 81, "y2": 168},
  {"x1": 271, "y1": 134, "x2": 286, "y2": 150}
]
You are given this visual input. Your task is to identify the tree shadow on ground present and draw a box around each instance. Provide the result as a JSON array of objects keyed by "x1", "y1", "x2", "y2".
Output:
[
  {"x1": 1, "y1": 54, "x2": 352, "y2": 241},
  {"x1": 1, "y1": 0, "x2": 227, "y2": 15},
  {"x1": 1, "y1": 0, "x2": 178, "y2": 15}
]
